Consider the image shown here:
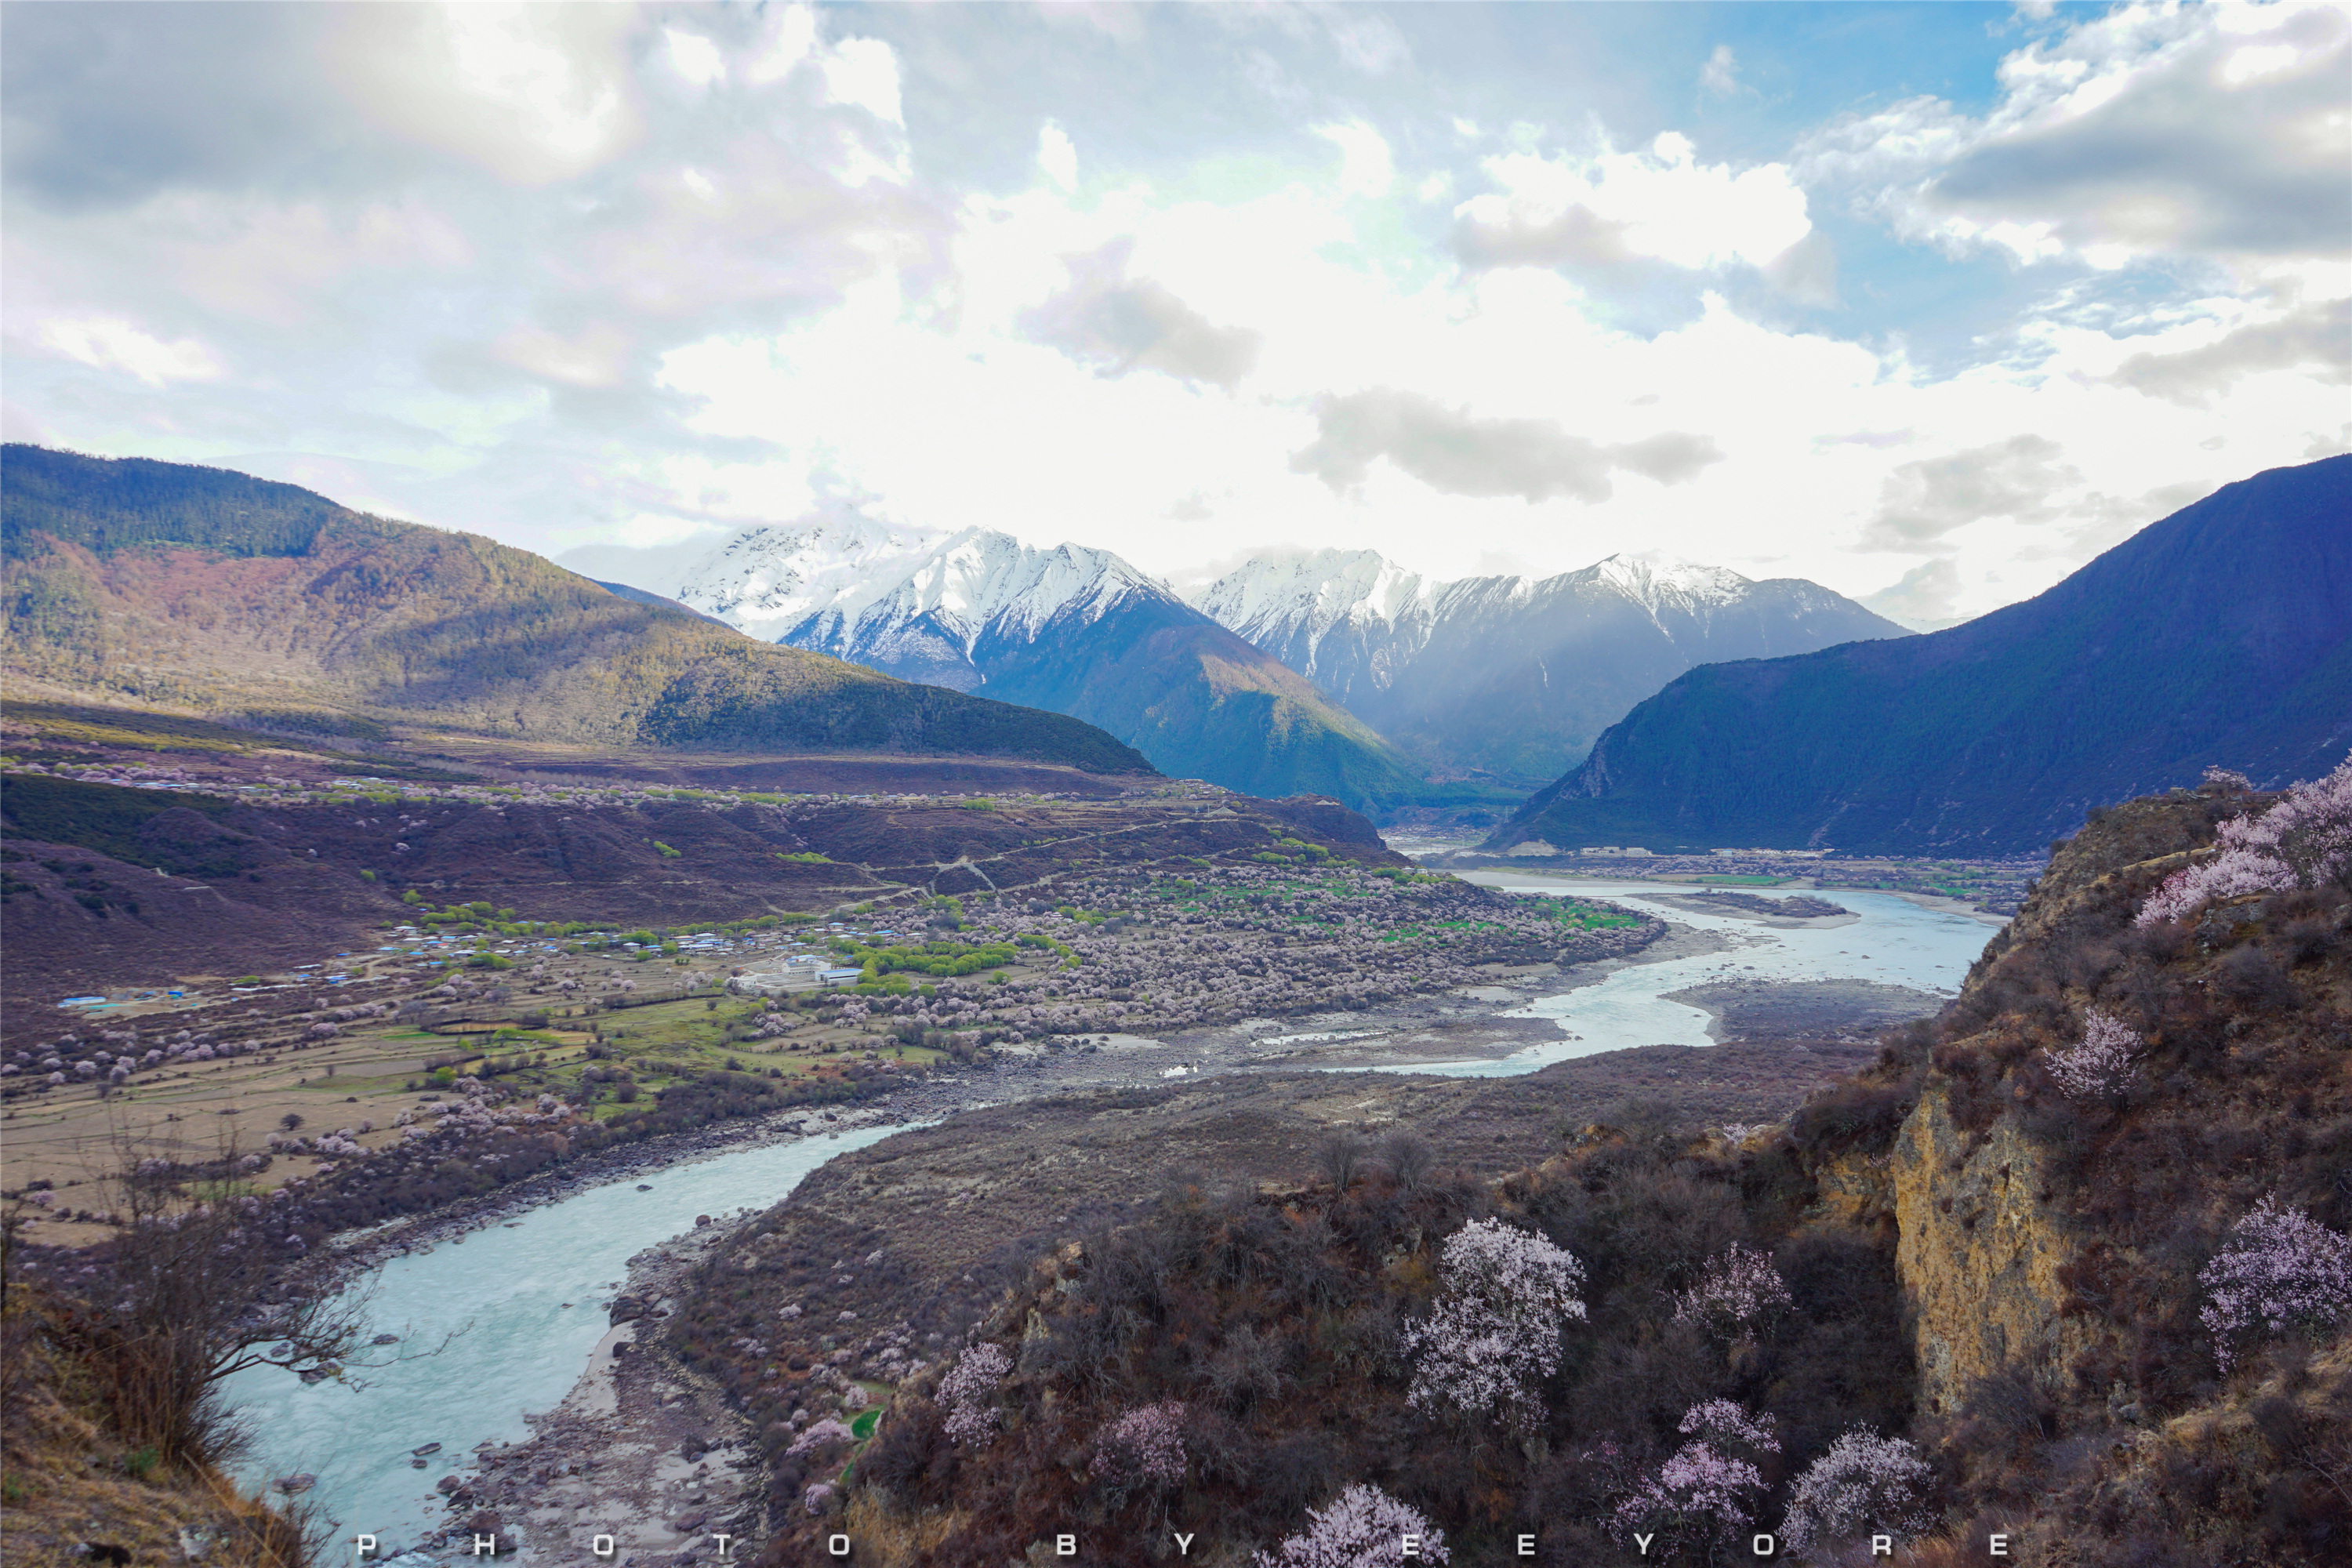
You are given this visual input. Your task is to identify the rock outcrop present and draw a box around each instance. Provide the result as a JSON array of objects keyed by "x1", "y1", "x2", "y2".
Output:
[{"x1": 1892, "y1": 1082, "x2": 2115, "y2": 1415}]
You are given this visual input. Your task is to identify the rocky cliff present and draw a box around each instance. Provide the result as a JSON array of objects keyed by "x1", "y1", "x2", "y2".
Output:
[{"x1": 1892, "y1": 1082, "x2": 2113, "y2": 1417}]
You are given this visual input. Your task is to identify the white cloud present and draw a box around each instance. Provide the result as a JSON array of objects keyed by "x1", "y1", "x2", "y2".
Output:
[
  {"x1": 37, "y1": 317, "x2": 224, "y2": 385},
  {"x1": 1290, "y1": 388, "x2": 1722, "y2": 503},
  {"x1": 663, "y1": 27, "x2": 727, "y2": 89},
  {"x1": 1038, "y1": 122, "x2": 1079, "y2": 194},
  {"x1": 492, "y1": 321, "x2": 633, "y2": 390},
  {"x1": 1457, "y1": 132, "x2": 1813, "y2": 272},
  {"x1": 332, "y1": 3, "x2": 646, "y2": 186},
  {"x1": 1700, "y1": 44, "x2": 1741, "y2": 98},
  {"x1": 1329, "y1": 12, "x2": 1410, "y2": 75},
  {"x1": 1801, "y1": 0, "x2": 2352, "y2": 267},
  {"x1": 820, "y1": 36, "x2": 904, "y2": 125},
  {"x1": 1019, "y1": 239, "x2": 1262, "y2": 390},
  {"x1": 2108, "y1": 296, "x2": 2350, "y2": 407},
  {"x1": 745, "y1": 5, "x2": 818, "y2": 86},
  {"x1": 1861, "y1": 559, "x2": 1967, "y2": 630},
  {"x1": 1859, "y1": 434, "x2": 2080, "y2": 552},
  {"x1": 1314, "y1": 121, "x2": 1395, "y2": 199}
]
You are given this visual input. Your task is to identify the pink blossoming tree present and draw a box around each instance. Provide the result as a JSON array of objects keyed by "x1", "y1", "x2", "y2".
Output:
[
  {"x1": 2139, "y1": 753, "x2": 2352, "y2": 925},
  {"x1": 1613, "y1": 1400, "x2": 1780, "y2": 1562},
  {"x1": 1254, "y1": 1483, "x2": 1450, "y2": 1567},
  {"x1": 1091, "y1": 1402, "x2": 1187, "y2": 1503},
  {"x1": 2045, "y1": 1010, "x2": 2143, "y2": 1102},
  {"x1": 2199, "y1": 1197, "x2": 2352, "y2": 1371},
  {"x1": 1778, "y1": 1428, "x2": 1934, "y2": 1561},
  {"x1": 1672, "y1": 1243, "x2": 1793, "y2": 1338},
  {"x1": 938, "y1": 1341, "x2": 1013, "y2": 1446},
  {"x1": 1402, "y1": 1218, "x2": 1587, "y2": 1433}
]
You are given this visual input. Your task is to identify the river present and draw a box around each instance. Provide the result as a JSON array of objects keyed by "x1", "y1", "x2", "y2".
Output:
[
  {"x1": 223, "y1": 1125, "x2": 903, "y2": 1550},
  {"x1": 1411, "y1": 874, "x2": 1992, "y2": 1077},
  {"x1": 227, "y1": 879, "x2": 1991, "y2": 1542}
]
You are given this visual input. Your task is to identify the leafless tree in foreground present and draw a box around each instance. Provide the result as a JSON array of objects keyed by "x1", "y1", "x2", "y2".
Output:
[{"x1": 53, "y1": 1126, "x2": 438, "y2": 1474}]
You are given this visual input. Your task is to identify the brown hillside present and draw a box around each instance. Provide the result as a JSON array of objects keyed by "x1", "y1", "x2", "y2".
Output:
[
  {"x1": 2, "y1": 446, "x2": 1153, "y2": 775},
  {"x1": 695, "y1": 773, "x2": 2352, "y2": 1566}
]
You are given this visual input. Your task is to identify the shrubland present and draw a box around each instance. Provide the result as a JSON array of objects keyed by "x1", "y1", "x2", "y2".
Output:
[{"x1": 749, "y1": 760, "x2": 2352, "y2": 1566}]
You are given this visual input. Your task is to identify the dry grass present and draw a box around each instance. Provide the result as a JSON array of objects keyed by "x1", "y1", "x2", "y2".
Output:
[{"x1": 1, "y1": 1285, "x2": 310, "y2": 1568}]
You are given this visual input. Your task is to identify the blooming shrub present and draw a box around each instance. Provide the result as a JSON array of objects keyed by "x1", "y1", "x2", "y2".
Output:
[
  {"x1": 1402, "y1": 1218, "x2": 1586, "y2": 1432},
  {"x1": 1613, "y1": 1401, "x2": 1779, "y2": 1561},
  {"x1": 1779, "y1": 1428, "x2": 1933, "y2": 1559},
  {"x1": 1254, "y1": 1483, "x2": 1449, "y2": 1567},
  {"x1": 786, "y1": 1417, "x2": 856, "y2": 1457},
  {"x1": 938, "y1": 1341, "x2": 1012, "y2": 1446},
  {"x1": 1672, "y1": 1243, "x2": 1793, "y2": 1336},
  {"x1": 2045, "y1": 1010, "x2": 2142, "y2": 1102},
  {"x1": 1091, "y1": 1402, "x2": 1187, "y2": 1497},
  {"x1": 2198, "y1": 1197, "x2": 2352, "y2": 1371},
  {"x1": 2139, "y1": 753, "x2": 2352, "y2": 924}
]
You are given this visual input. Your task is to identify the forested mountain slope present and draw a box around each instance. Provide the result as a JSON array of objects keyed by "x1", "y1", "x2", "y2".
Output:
[{"x1": 1499, "y1": 456, "x2": 2351, "y2": 855}]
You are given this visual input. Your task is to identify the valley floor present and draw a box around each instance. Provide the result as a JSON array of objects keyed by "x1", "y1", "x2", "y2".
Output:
[{"x1": 332, "y1": 906, "x2": 1930, "y2": 1562}]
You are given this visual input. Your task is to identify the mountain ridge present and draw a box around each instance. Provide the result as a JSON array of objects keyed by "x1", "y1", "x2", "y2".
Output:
[
  {"x1": 1496, "y1": 453, "x2": 2352, "y2": 855},
  {"x1": 0, "y1": 445, "x2": 1156, "y2": 775},
  {"x1": 1193, "y1": 546, "x2": 1909, "y2": 785},
  {"x1": 565, "y1": 522, "x2": 1438, "y2": 811}
]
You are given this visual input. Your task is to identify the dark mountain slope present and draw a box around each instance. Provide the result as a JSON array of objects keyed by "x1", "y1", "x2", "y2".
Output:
[
  {"x1": 1500, "y1": 455, "x2": 2352, "y2": 855},
  {"x1": 1200, "y1": 553, "x2": 1907, "y2": 786},
  {"x1": 957, "y1": 591, "x2": 1433, "y2": 808},
  {"x1": 0, "y1": 446, "x2": 1153, "y2": 775},
  {"x1": 754, "y1": 531, "x2": 1442, "y2": 813}
]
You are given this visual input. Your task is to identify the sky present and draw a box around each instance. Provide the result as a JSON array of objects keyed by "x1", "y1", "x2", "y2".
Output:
[{"x1": 3, "y1": 2, "x2": 2345, "y2": 629}]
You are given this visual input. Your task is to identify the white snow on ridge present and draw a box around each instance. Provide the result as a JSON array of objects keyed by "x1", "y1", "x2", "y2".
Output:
[
  {"x1": 1586, "y1": 553, "x2": 1748, "y2": 615},
  {"x1": 1188, "y1": 546, "x2": 1758, "y2": 662},
  {"x1": 1192, "y1": 548, "x2": 1437, "y2": 644},
  {"x1": 569, "y1": 516, "x2": 1174, "y2": 654},
  {"x1": 566, "y1": 511, "x2": 1777, "y2": 680},
  {"x1": 793, "y1": 529, "x2": 1168, "y2": 657},
  {"x1": 671, "y1": 516, "x2": 947, "y2": 642}
]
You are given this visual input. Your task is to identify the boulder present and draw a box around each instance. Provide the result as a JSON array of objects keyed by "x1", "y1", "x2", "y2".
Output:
[{"x1": 463, "y1": 1512, "x2": 510, "y2": 1554}]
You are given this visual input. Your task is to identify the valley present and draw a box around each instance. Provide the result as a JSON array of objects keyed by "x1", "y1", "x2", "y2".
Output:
[
  {"x1": 4, "y1": 453, "x2": 2347, "y2": 1568},
  {"x1": 7, "y1": 5, "x2": 2347, "y2": 1561},
  {"x1": 2, "y1": 692, "x2": 2012, "y2": 1563}
]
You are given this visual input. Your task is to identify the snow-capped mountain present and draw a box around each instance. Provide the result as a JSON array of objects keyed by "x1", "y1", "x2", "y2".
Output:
[
  {"x1": 561, "y1": 522, "x2": 1429, "y2": 810},
  {"x1": 1193, "y1": 548, "x2": 1909, "y2": 786},
  {"x1": 780, "y1": 529, "x2": 1177, "y2": 692},
  {"x1": 566, "y1": 522, "x2": 1169, "y2": 688}
]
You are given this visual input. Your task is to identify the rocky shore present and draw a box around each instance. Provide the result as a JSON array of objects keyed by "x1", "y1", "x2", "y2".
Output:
[{"x1": 392, "y1": 1214, "x2": 769, "y2": 1568}]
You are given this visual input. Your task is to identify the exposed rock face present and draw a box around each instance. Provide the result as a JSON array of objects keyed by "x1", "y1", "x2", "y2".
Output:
[{"x1": 1893, "y1": 1083, "x2": 2109, "y2": 1414}]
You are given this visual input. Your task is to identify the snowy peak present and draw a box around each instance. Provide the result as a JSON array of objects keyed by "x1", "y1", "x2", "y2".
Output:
[
  {"x1": 673, "y1": 515, "x2": 947, "y2": 641},
  {"x1": 575, "y1": 516, "x2": 1173, "y2": 655},
  {"x1": 1189, "y1": 543, "x2": 1907, "y2": 786},
  {"x1": 1192, "y1": 549, "x2": 1434, "y2": 644},
  {"x1": 1191, "y1": 547, "x2": 1760, "y2": 654},
  {"x1": 790, "y1": 527, "x2": 1170, "y2": 659},
  {"x1": 1577, "y1": 552, "x2": 1751, "y2": 617}
]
